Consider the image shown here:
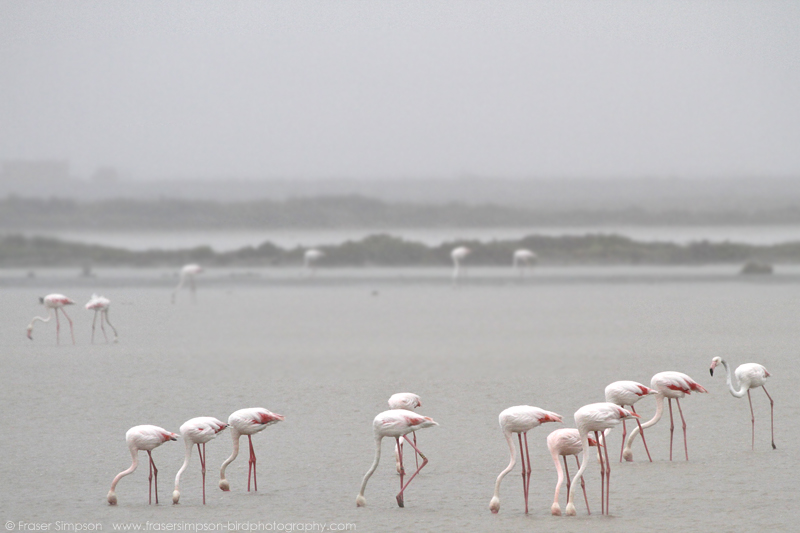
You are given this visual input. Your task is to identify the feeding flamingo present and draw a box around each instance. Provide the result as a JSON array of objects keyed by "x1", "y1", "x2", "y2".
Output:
[
  {"x1": 173, "y1": 417, "x2": 228, "y2": 505},
  {"x1": 107, "y1": 425, "x2": 178, "y2": 505},
  {"x1": 622, "y1": 371, "x2": 708, "y2": 462},
  {"x1": 388, "y1": 393, "x2": 422, "y2": 473},
  {"x1": 450, "y1": 246, "x2": 470, "y2": 286},
  {"x1": 604, "y1": 380, "x2": 656, "y2": 461},
  {"x1": 219, "y1": 408, "x2": 285, "y2": 492},
  {"x1": 26, "y1": 293, "x2": 75, "y2": 344},
  {"x1": 85, "y1": 294, "x2": 118, "y2": 344},
  {"x1": 171, "y1": 264, "x2": 203, "y2": 304},
  {"x1": 548, "y1": 428, "x2": 598, "y2": 516},
  {"x1": 303, "y1": 249, "x2": 324, "y2": 275},
  {"x1": 356, "y1": 409, "x2": 438, "y2": 508},
  {"x1": 512, "y1": 249, "x2": 537, "y2": 276},
  {"x1": 565, "y1": 403, "x2": 638, "y2": 517},
  {"x1": 489, "y1": 405, "x2": 562, "y2": 514},
  {"x1": 710, "y1": 357, "x2": 775, "y2": 450}
]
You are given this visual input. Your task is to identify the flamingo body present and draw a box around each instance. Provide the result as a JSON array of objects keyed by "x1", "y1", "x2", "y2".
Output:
[
  {"x1": 388, "y1": 393, "x2": 422, "y2": 474},
  {"x1": 604, "y1": 380, "x2": 656, "y2": 461},
  {"x1": 172, "y1": 264, "x2": 203, "y2": 304},
  {"x1": 548, "y1": 428, "x2": 597, "y2": 516},
  {"x1": 107, "y1": 425, "x2": 178, "y2": 505},
  {"x1": 85, "y1": 294, "x2": 118, "y2": 343},
  {"x1": 513, "y1": 249, "x2": 537, "y2": 275},
  {"x1": 173, "y1": 417, "x2": 228, "y2": 504},
  {"x1": 27, "y1": 293, "x2": 75, "y2": 344},
  {"x1": 219, "y1": 408, "x2": 285, "y2": 492},
  {"x1": 450, "y1": 246, "x2": 470, "y2": 285}
]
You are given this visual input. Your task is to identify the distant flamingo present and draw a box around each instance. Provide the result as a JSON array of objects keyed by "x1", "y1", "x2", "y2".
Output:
[
  {"x1": 450, "y1": 246, "x2": 470, "y2": 286},
  {"x1": 513, "y1": 249, "x2": 537, "y2": 276},
  {"x1": 356, "y1": 409, "x2": 438, "y2": 508},
  {"x1": 219, "y1": 408, "x2": 285, "y2": 492},
  {"x1": 85, "y1": 294, "x2": 118, "y2": 344},
  {"x1": 388, "y1": 393, "x2": 422, "y2": 473},
  {"x1": 548, "y1": 428, "x2": 598, "y2": 516},
  {"x1": 173, "y1": 417, "x2": 228, "y2": 505},
  {"x1": 710, "y1": 357, "x2": 775, "y2": 450},
  {"x1": 107, "y1": 425, "x2": 178, "y2": 505},
  {"x1": 565, "y1": 403, "x2": 638, "y2": 517},
  {"x1": 171, "y1": 264, "x2": 203, "y2": 304},
  {"x1": 489, "y1": 405, "x2": 562, "y2": 514},
  {"x1": 26, "y1": 293, "x2": 75, "y2": 344},
  {"x1": 604, "y1": 380, "x2": 656, "y2": 462},
  {"x1": 303, "y1": 249, "x2": 324, "y2": 276},
  {"x1": 622, "y1": 371, "x2": 708, "y2": 462}
]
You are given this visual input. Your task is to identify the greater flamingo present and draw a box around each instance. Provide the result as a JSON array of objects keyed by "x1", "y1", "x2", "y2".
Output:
[
  {"x1": 172, "y1": 417, "x2": 228, "y2": 505},
  {"x1": 710, "y1": 357, "x2": 775, "y2": 450},
  {"x1": 489, "y1": 405, "x2": 562, "y2": 514},
  {"x1": 565, "y1": 403, "x2": 638, "y2": 517},
  {"x1": 604, "y1": 380, "x2": 656, "y2": 461},
  {"x1": 450, "y1": 246, "x2": 470, "y2": 286},
  {"x1": 26, "y1": 293, "x2": 75, "y2": 344},
  {"x1": 107, "y1": 425, "x2": 178, "y2": 505},
  {"x1": 512, "y1": 249, "x2": 537, "y2": 276},
  {"x1": 219, "y1": 408, "x2": 285, "y2": 492},
  {"x1": 303, "y1": 249, "x2": 324, "y2": 275},
  {"x1": 388, "y1": 392, "x2": 422, "y2": 473},
  {"x1": 548, "y1": 428, "x2": 598, "y2": 516},
  {"x1": 622, "y1": 371, "x2": 708, "y2": 462},
  {"x1": 171, "y1": 264, "x2": 203, "y2": 304},
  {"x1": 85, "y1": 294, "x2": 118, "y2": 344},
  {"x1": 356, "y1": 409, "x2": 438, "y2": 508}
]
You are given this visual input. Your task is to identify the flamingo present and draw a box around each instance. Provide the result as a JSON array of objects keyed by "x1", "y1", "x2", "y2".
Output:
[
  {"x1": 388, "y1": 393, "x2": 422, "y2": 473},
  {"x1": 622, "y1": 371, "x2": 708, "y2": 462},
  {"x1": 710, "y1": 357, "x2": 775, "y2": 450},
  {"x1": 303, "y1": 249, "x2": 324, "y2": 276},
  {"x1": 107, "y1": 425, "x2": 178, "y2": 505},
  {"x1": 171, "y1": 264, "x2": 203, "y2": 304},
  {"x1": 489, "y1": 405, "x2": 562, "y2": 514},
  {"x1": 356, "y1": 409, "x2": 438, "y2": 508},
  {"x1": 26, "y1": 293, "x2": 75, "y2": 344},
  {"x1": 604, "y1": 380, "x2": 656, "y2": 462},
  {"x1": 450, "y1": 246, "x2": 470, "y2": 286},
  {"x1": 548, "y1": 428, "x2": 598, "y2": 516},
  {"x1": 172, "y1": 417, "x2": 228, "y2": 505},
  {"x1": 512, "y1": 249, "x2": 537, "y2": 276},
  {"x1": 219, "y1": 408, "x2": 285, "y2": 492},
  {"x1": 85, "y1": 294, "x2": 118, "y2": 344},
  {"x1": 565, "y1": 403, "x2": 638, "y2": 517}
]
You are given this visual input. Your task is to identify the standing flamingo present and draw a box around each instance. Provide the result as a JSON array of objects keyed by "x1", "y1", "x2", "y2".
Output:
[
  {"x1": 26, "y1": 293, "x2": 75, "y2": 344},
  {"x1": 171, "y1": 264, "x2": 203, "y2": 304},
  {"x1": 622, "y1": 371, "x2": 708, "y2": 462},
  {"x1": 172, "y1": 417, "x2": 228, "y2": 505},
  {"x1": 489, "y1": 405, "x2": 562, "y2": 514},
  {"x1": 548, "y1": 428, "x2": 598, "y2": 516},
  {"x1": 565, "y1": 403, "x2": 638, "y2": 517},
  {"x1": 512, "y1": 249, "x2": 537, "y2": 276},
  {"x1": 710, "y1": 357, "x2": 775, "y2": 450},
  {"x1": 356, "y1": 409, "x2": 438, "y2": 508},
  {"x1": 388, "y1": 393, "x2": 422, "y2": 473},
  {"x1": 219, "y1": 408, "x2": 285, "y2": 492},
  {"x1": 604, "y1": 381, "x2": 656, "y2": 462},
  {"x1": 450, "y1": 246, "x2": 470, "y2": 286},
  {"x1": 107, "y1": 425, "x2": 178, "y2": 505},
  {"x1": 303, "y1": 249, "x2": 324, "y2": 276},
  {"x1": 85, "y1": 294, "x2": 118, "y2": 344}
]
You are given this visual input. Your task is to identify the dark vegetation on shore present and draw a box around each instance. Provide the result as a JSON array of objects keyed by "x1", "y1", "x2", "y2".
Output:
[
  {"x1": 5, "y1": 195, "x2": 800, "y2": 230},
  {"x1": 2, "y1": 233, "x2": 799, "y2": 268}
]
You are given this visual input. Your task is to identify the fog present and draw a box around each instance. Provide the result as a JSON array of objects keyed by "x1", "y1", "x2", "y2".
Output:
[{"x1": 2, "y1": 1, "x2": 799, "y2": 181}]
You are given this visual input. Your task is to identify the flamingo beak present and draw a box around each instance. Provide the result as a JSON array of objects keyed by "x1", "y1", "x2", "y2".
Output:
[{"x1": 27, "y1": 328, "x2": 32, "y2": 340}]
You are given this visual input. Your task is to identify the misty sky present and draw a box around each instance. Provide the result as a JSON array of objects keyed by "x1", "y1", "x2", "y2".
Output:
[{"x1": 1, "y1": 1, "x2": 799, "y2": 180}]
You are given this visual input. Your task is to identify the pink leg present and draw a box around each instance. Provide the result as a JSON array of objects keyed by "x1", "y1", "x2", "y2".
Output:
[
  {"x1": 523, "y1": 432, "x2": 532, "y2": 513},
  {"x1": 596, "y1": 431, "x2": 604, "y2": 515},
  {"x1": 668, "y1": 398, "x2": 675, "y2": 461},
  {"x1": 61, "y1": 308, "x2": 75, "y2": 345},
  {"x1": 517, "y1": 433, "x2": 528, "y2": 514},
  {"x1": 55, "y1": 308, "x2": 61, "y2": 345},
  {"x1": 747, "y1": 390, "x2": 755, "y2": 451},
  {"x1": 632, "y1": 405, "x2": 652, "y2": 462},
  {"x1": 396, "y1": 437, "x2": 404, "y2": 506},
  {"x1": 619, "y1": 418, "x2": 627, "y2": 462},
  {"x1": 148, "y1": 450, "x2": 153, "y2": 504},
  {"x1": 396, "y1": 434, "x2": 429, "y2": 508},
  {"x1": 762, "y1": 386, "x2": 776, "y2": 449},
  {"x1": 248, "y1": 435, "x2": 257, "y2": 491},
  {"x1": 563, "y1": 456, "x2": 571, "y2": 495},
  {"x1": 675, "y1": 398, "x2": 688, "y2": 460},
  {"x1": 197, "y1": 443, "x2": 207, "y2": 505},
  {"x1": 148, "y1": 450, "x2": 159, "y2": 505},
  {"x1": 413, "y1": 431, "x2": 419, "y2": 469},
  {"x1": 100, "y1": 312, "x2": 108, "y2": 343},
  {"x1": 601, "y1": 431, "x2": 611, "y2": 515},
  {"x1": 91, "y1": 311, "x2": 98, "y2": 344},
  {"x1": 576, "y1": 455, "x2": 590, "y2": 515}
]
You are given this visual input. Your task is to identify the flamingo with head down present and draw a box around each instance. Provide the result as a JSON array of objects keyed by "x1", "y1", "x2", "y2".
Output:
[{"x1": 27, "y1": 293, "x2": 75, "y2": 344}]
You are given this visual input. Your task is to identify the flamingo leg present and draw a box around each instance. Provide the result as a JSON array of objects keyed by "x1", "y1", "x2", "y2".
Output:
[
  {"x1": 524, "y1": 432, "x2": 532, "y2": 513},
  {"x1": 631, "y1": 405, "x2": 652, "y2": 462},
  {"x1": 396, "y1": 437, "x2": 404, "y2": 506},
  {"x1": 197, "y1": 443, "x2": 207, "y2": 505},
  {"x1": 147, "y1": 450, "x2": 159, "y2": 505},
  {"x1": 601, "y1": 431, "x2": 611, "y2": 515},
  {"x1": 517, "y1": 433, "x2": 529, "y2": 514},
  {"x1": 100, "y1": 311, "x2": 108, "y2": 342},
  {"x1": 61, "y1": 307, "x2": 75, "y2": 344},
  {"x1": 563, "y1": 456, "x2": 571, "y2": 495},
  {"x1": 55, "y1": 308, "x2": 61, "y2": 344},
  {"x1": 148, "y1": 450, "x2": 153, "y2": 505},
  {"x1": 576, "y1": 455, "x2": 589, "y2": 515},
  {"x1": 748, "y1": 389, "x2": 755, "y2": 451},
  {"x1": 395, "y1": 435, "x2": 429, "y2": 508},
  {"x1": 675, "y1": 398, "x2": 688, "y2": 460},
  {"x1": 762, "y1": 385, "x2": 776, "y2": 449},
  {"x1": 104, "y1": 310, "x2": 119, "y2": 342},
  {"x1": 619, "y1": 419, "x2": 627, "y2": 462},
  {"x1": 596, "y1": 431, "x2": 604, "y2": 515},
  {"x1": 91, "y1": 310, "x2": 98, "y2": 344},
  {"x1": 248, "y1": 435, "x2": 257, "y2": 492},
  {"x1": 668, "y1": 398, "x2": 675, "y2": 461},
  {"x1": 413, "y1": 431, "x2": 419, "y2": 469}
]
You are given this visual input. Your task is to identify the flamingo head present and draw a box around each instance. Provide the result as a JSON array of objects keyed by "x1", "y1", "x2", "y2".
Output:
[
  {"x1": 587, "y1": 434, "x2": 600, "y2": 447},
  {"x1": 489, "y1": 496, "x2": 500, "y2": 513},
  {"x1": 26, "y1": 325, "x2": 33, "y2": 340},
  {"x1": 38, "y1": 296, "x2": 45, "y2": 304},
  {"x1": 107, "y1": 490, "x2": 117, "y2": 505},
  {"x1": 356, "y1": 494, "x2": 367, "y2": 507},
  {"x1": 709, "y1": 356, "x2": 723, "y2": 376}
]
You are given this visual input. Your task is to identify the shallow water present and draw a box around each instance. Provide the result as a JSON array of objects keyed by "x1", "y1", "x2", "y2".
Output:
[{"x1": 1, "y1": 275, "x2": 798, "y2": 532}]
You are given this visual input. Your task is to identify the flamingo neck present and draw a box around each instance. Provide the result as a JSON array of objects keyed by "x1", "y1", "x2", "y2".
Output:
[
  {"x1": 29, "y1": 311, "x2": 53, "y2": 328},
  {"x1": 622, "y1": 394, "x2": 663, "y2": 459},
  {"x1": 219, "y1": 430, "x2": 241, "y2": 481},
  {"x1": 565, "y1": 431, "x2": 592, "y2": 514},
  {"x1": 357, "y1": 436, "x2": 383, "y2": 500},
  {"x1": 110, "y1": 446, "x2": 140, "y2": 491},
  {"x1": 720, "y1": 359, "x2": 747, "y2": 398}
]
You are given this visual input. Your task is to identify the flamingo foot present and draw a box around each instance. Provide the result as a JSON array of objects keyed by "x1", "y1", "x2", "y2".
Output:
[
  {"x1": 489, "y1": 496, "x2": 500, "y2": 514},
  {"x1": 551, "y1": 503, "x2": 562, "y2": 516},
  {"x1": 172, "y1": 490, "x2": 180, "y2": 504},
  {"x1": 356, "y1": 495, "x2": 366, "y2": 507},
  {"x1": 107, "y1": 491, "x2": 117, "y2": 505},
  {"x1": 219, "y1": 479, "x2": 230, "y2": 491},
  {"x1": 396, "y1": 494, "x2": 404, "y2": 508},
  {"x1": 773, "y1": 442, "x2": 777, "y2": 450}
]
